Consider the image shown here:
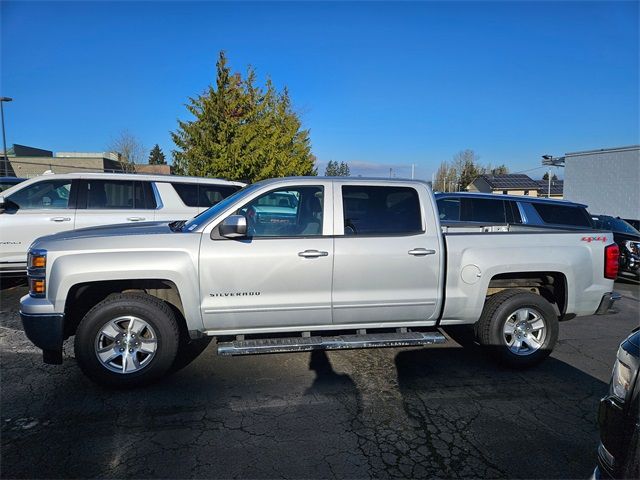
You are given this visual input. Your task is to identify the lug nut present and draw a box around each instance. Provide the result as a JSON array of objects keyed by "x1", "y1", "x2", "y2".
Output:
[{"x1": 120, "y1": 347, "x2": 125, "y2": 352}]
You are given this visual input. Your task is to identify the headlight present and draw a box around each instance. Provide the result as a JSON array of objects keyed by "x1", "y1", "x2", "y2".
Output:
[
  {"x1": 624, "y1": 240, "x2": 639, "y2": 256},
  {"x1": 611, "y1": 359, "x2": 632, "y2": 400},
  {"x1": 27, "y1": 249, "x2": 47, "y2": 271},
  {"x1": 27, "y1": 249, "x2": 47, "y2": 298}
]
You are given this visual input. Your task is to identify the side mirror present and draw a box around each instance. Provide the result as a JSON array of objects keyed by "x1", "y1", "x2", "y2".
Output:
[{"x1": 219, "y1": 215, "x2": 247, "y2": 238}]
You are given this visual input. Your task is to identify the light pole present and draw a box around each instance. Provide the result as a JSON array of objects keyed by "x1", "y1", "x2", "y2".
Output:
[
  {"x1": 0, "y1": 97, "x2": 13, "y2": 177},
  {"x1": 541, "y1": 154, "x2": 553, "y2": 198}
]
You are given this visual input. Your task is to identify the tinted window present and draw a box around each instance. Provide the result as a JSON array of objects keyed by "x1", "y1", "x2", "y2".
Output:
[
  {"x1": 236, "y1": 186, "x2": 323, "y2": 237},
  {"x1": 460, "y1": 198, "x2": 506, "y2": 223},
  {"x1": 86, "y1": 180, "x2": 148, "y2": 210},
  {"x1": 342, "y1": 186, "x2": 422, "y2": 235},
  {"x1": 532, "y1": 203, "x2": 592, "y2": 227},
  {"x1": 172, "y1": 183, "x2": 240, "y2": 208},
  {"x1": 505, "y1": 201, "x2": 523, "y2": 224},
  {"x1": 592, "y1": 216, "x2": 640, "y2": 235},
  {"x1": 8, "y1": 179, "x2": 72, "y2": 210},
  {"x1": 436, "y1": 198, "x2": 461, "y2": 221}
]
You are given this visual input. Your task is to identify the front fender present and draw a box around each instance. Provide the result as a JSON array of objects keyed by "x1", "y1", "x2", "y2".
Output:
[{"x1": 48, "y1": 250, "x2": 203, "y2": 332}]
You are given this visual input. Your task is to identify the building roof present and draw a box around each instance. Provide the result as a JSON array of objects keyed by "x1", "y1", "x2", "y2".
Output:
[
  {"x1": 564, "y1": 145, "x2": 639, "y2": 157},
  {"x1": 536, "y1": 179, "x2": 563, "y2": 196},
  {"x1": 475, "y1": 174, "x2": 540, "y2": 190}
]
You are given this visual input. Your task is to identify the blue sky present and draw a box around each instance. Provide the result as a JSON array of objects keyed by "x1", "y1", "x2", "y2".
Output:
[{"x1": 1, "y1": 1, "x2": 638, "y2": 180}]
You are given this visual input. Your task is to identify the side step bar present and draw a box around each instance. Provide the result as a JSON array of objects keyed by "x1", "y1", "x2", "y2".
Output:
[{"x1": 217, "y1": 331, "x2": 447, "y2": 356}]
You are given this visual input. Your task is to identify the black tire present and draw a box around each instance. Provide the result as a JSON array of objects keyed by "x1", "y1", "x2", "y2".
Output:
[
  {"x1": 74, "y1": 292, "x2": 180, "y2": 388},
  {"x1": 477, "y1": 289, "x2": 559, "y2": 368}
]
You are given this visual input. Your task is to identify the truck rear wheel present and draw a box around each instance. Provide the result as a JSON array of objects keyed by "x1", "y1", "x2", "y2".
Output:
[
  {"x1": 74, "y1": 293, "x2": 180, "y2": 388},
  {"x1": 477, "y1": 289, "x2": 558, "y2": 368}
]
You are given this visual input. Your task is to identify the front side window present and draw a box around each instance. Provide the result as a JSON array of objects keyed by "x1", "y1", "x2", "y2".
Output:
[
  {"x1": 236, "y1": 186, "x2": 323, "y2": 237},
  {"x1": 342, "y1": 186, "x2": 422, "y2": 235},
  {"x1": 436, "y1": 198, "x2": 461, "y2": 221},
  {"x1": 7, "y1": 180, "x2": 72, "y2": 210},
  {"x1": 86, "y1": 180, "x2": 147, "y2": 210}
]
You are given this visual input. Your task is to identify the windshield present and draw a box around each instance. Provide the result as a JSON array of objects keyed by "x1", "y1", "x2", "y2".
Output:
[
  {"x1": 592, "y1": 215, "x2": 640, "y2": 235},
  {"x1": 182, "y1": 183, "x2": 262, "y2": 231}
]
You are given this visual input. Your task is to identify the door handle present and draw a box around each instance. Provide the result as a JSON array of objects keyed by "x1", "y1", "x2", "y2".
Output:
[
  {"x1": 126, "y1": 217, "x2": 146, "y2": 222},
  {"x1": 298, "y1": 250, "x2": 329, "y2": 258},
  {"x1": 408, "y1": 248, "x2": 436, "y2": 256},
  {"x1": 50, "y1": 217, "x2": 71, "y2": 222}
]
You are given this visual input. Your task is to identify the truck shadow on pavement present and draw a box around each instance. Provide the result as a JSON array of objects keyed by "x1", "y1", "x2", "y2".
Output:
[
  {"x1": 392, "y1": 347, "x2": 607, "y2": 479},
  {"x1": 0, "y1": 339, "x2": 606, "y2": 479}
]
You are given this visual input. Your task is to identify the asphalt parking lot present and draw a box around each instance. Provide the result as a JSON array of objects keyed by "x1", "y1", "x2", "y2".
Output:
[{"x1": 1, "y1": 278, "x2": 638, "y2": 479}]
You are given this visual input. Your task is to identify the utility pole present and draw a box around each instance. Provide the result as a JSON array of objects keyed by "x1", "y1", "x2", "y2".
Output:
[
  {"x1": 0, "y1": 97, "x2": 13, "y2": 177},
  {"x1": 411, "y1": 163, "x2": 415, "y2": 180},
  {"x1": 547, "y1": 167, "x2": 551, "y2": 198}
]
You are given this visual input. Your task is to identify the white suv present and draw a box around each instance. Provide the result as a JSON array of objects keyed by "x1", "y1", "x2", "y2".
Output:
[{"x1": 0, "y1": 172, "x2": 244, "y2": 274}]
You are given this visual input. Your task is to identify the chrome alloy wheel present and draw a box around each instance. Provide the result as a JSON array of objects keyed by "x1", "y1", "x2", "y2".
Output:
[
  {"x1": 94, "y1": 316, "x2": 158, "y2": 374},
  {"x1": 502, "y1": 308, "x2": 547, "y2": 356}
]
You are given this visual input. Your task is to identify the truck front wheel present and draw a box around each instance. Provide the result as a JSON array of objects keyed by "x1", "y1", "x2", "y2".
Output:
[
  {"x1": 477, "y1": 289, "x2": 559, "y2": 368},
  {"x1": 74, "y1": 293, "x2": 180, "y2": 388}
]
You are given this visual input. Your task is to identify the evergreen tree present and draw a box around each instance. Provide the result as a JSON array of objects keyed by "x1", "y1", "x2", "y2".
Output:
[
  {"x1": 338, "y1": 161, "x2": 350, "y2": 176},
  {"x1": 171, "y1": 51, "x2": 317, "y2": 181},
  {"x1": 324, "y1": 160, "x2": 350, "y2": 176},
  {"x1": 148, "y1": 144, "x2": 167, "y2": 165},
  {"x1": 542, "y1": 172, "x2": 558, "y2": 181},
  {"x1": 491, "y1": 164, "x2": 509, "y2": 175}
]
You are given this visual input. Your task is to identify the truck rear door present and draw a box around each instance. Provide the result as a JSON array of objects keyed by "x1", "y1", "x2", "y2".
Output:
[{"x1": 332, "y1": 182, "x2": 443, "y2": 325}]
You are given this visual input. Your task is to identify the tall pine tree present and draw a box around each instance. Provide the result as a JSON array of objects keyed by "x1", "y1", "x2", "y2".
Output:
[
  {"x1": 148, "y1": 144, "x2": 167, "y2": 165},
  {"x1": 171, "y1": 51, "x2": 317, "y2": 181},
  {"x1": 324, "y1": 160, "x2": 350, "y2": 176}
]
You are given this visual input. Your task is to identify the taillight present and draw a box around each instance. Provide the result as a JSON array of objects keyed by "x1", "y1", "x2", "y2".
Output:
[{"x1": 604, "y1": 243, "x2": 619, "y2": 280}]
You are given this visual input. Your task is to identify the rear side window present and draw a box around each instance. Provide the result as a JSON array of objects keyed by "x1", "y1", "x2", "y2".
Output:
[
  {"x1": 460, "y1": 198, "x2": 506, "y2": 223},
  {"x1": 172, "y1": 183, "x2": 240, "y2": 208},
  {"x1": 84, "y1": 180, "x2": 154, "y2": 209},
  {"x1": 342, "y1": 186, "x2": 422, "y2": 235},
  {"x1": 531, "y1": 203, "x2": 592, "y2": 227}
]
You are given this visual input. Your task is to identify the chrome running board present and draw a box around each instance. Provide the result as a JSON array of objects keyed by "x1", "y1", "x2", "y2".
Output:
[{"x1": 217, "y1": 331, "x2": 447, "y2": 356}]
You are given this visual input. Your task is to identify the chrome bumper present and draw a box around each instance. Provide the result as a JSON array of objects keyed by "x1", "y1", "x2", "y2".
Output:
[{"x1": 595, "y1": 292, "x2": 622, "y2": 315}]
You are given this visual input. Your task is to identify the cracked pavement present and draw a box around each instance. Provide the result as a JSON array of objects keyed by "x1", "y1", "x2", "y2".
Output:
[{"x1": 1, "y1": 278, "x2": 638, "y2": 479}]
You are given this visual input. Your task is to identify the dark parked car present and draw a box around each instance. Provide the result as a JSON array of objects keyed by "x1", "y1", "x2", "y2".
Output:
[
  {"x1": 592, "y1": 215, "x2": 640, "y2": 279},
  {"x1": 623, "y1": 218, "x2": 640, "y2": 231},
  {"x1": 0, "y1": 176, "x2": 26, "y2": 192},
  {"x1": 593, "y1": 329, "x2": 639, "y2": 479},
  {"x1": 435, "y1": 192, "x2": 594, "y2": 229}
]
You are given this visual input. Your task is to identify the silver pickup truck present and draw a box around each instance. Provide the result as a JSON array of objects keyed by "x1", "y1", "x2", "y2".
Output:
[{"x1": 20, "y1": 177, "x2": 621, "y2": 387}]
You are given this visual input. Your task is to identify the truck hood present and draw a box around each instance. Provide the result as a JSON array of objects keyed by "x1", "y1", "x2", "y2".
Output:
[{"x1": 41, "y1": 221, "x2": 177, "y2": 242}]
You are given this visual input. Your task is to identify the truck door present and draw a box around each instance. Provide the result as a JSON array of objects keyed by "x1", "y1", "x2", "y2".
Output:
[
  {"x1": 332, "y1": 182, "x2": 443, "y2": 325},
  {"x1": 199, "y1": 182, "x2": 334, "y2": 331}
]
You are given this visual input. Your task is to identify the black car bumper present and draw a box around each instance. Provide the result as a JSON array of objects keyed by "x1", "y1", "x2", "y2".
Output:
[{"x1": 20, "y1": 311, "x2": 65, "y2": 364}]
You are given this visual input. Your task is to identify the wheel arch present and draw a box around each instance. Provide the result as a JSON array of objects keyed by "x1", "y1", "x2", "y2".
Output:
[
  {"x1": 487, "y1": 271, "x2": 569, "y2": 319},
  {"x1": 63, "y1": 279, "x2": 197, "y2": 340}
]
